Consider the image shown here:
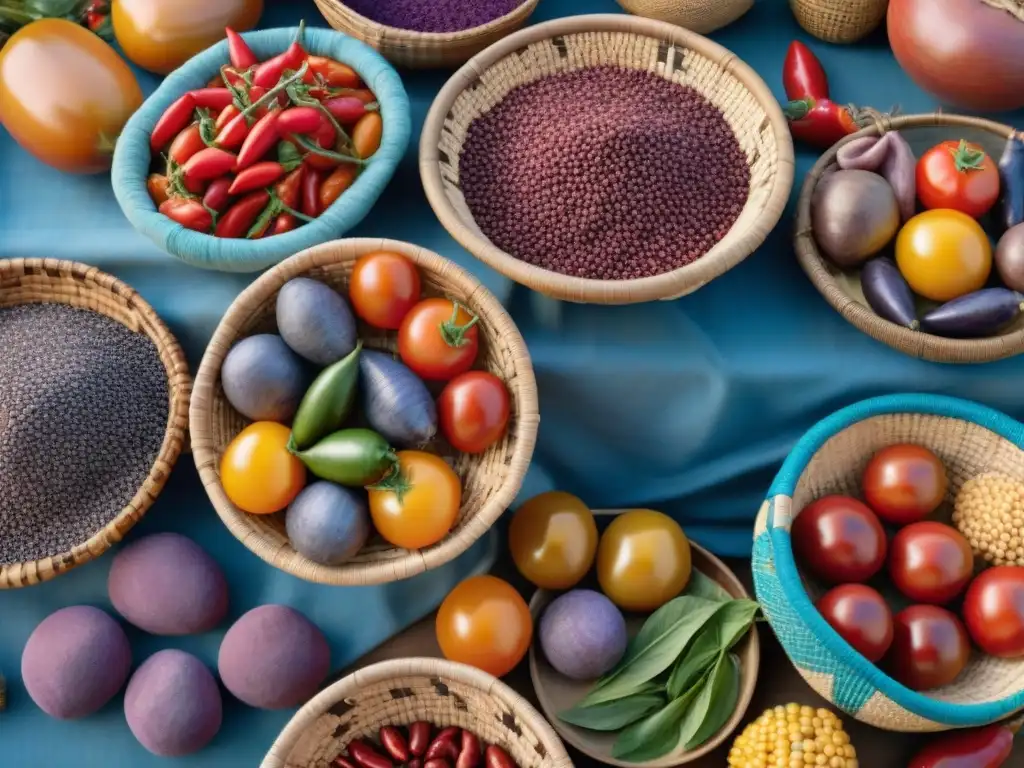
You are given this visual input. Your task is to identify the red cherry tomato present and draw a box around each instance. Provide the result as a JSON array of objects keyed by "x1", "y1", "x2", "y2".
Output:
[
  {"x1": 886, "y1": 605, "x2": 970, "y2": 691},
  {"x1": 437, "y1": 372, "x2": 510, "y2": 454},
  {"x1": 889, "y1": 522, "x2": 974, "y2": 605},
  {"x1": 398, "y1": 298, "x2": 480, "y2": 381},
  {"x1": 791, "y1": 496, "x2": 887, "y2": 584},
  {"x1": 349, "y1": 251, "x2": 422, "y2": 330},
  {"x1": 916, "y1": 139, "x2": 1001, "y2": 218},
  {"x1": 816, "y1": 584, "x2": 894, "y2": 662},
  {"x1": 963, "y1": 566, "x2": 1024, "y2": 659},
  {"x1": 861, "y1": 444, "x2": 948, "y2": 526}
]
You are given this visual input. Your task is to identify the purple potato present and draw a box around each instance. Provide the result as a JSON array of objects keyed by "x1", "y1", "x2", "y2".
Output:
[
  {"x1": 108, "y1": 532, "x2": 229, "y2": 636},
  {"x1": 539, "y1": 590, "x2": 628, "y2": 681},
  {"x1": 359, "y1": 349, "x2": 437, "y2": 447},
  {"x1": 276, "y1": 278, "x2": 357, "y2": 365},
  {"x1": 221, "y1": 334, "x2": 310, "y2": 422},
  {"x1": 218, "y1": 604, "x2": 331, "y2": 709},
  {"x1": 861, "y1": 257, "x2": 919, "y2": 329},
  {"x1": 21, "y1": 605, "x2": 131, "y2": 719},
  {"x1": 921, "y1": 288, "x2": 1024, "y2": 338},
  {"x1": 996, "y1": 223, "x2": 1024, "y2": 292},
  {"x1": 811, "y1": 170, "x2": 900, "y2": 268},
  {"x1": 286, "y1": 481, "x2": 371, "y2": 565},
  {"x1": 124, "y1": 650, "x2": 222, "y2": 757}
]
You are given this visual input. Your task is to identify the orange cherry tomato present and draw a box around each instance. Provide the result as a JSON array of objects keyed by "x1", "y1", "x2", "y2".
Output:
[
  {"x1": 352, "y1": 112, "x2": 383, "y2": 159},
  {"x1": 436, "y1": 575, "x2": 532, "y2": 678},
  {"x1": 895, "y1": 209, "x2": 992, "y2": 302},
  {"x1": 348, "y1": 251, "x2": 422, "y2": 330},
  {"x1": 398, "y1": 298, "x2": 480, "y2": 381},
  {"x1": 508, "y1": 491, "x2": 598, "y2": 590},
  {"x1": 917, "y1": 139, "x2": 1001, "y2": 218},
  {"x1": 0, "y1": 19, "x2": 143, "y2": 174},
  {"x1": 368, "y1": 451, "x2": 461, "y2": 550},
  {"x1": 220, "y1": 421, "x2": 305, "y2": 514},
  {"x1": 147, "y1": 174, "x2": 171, "y2": 206},
  {"x1": 307, "y1": 55, "x2": 362, "y2": 89}
]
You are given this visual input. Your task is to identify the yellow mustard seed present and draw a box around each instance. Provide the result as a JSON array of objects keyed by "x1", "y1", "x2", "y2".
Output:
[
  {"x1": 953, "y1": 472, "x2": 1024, "y2": 567},
  {"x1": 728, "y1": 705, "x2": 858, "y2": 768}
]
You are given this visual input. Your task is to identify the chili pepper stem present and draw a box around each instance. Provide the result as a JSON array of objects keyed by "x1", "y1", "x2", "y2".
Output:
[
  {"x1": 441, "y1": 301, "x2": 479, "y2": 347},
  {"x1": 292, "y1": 134, "x2": 365, "y2": 165},
  {"x1": 278, "y1": 201, "x2": 316, "y2": 223},
  {"x1": 288, "y1": 84, "x2": 354, "y2": 147},
  {"x1": 239, "y1": 61, "x2": 310, "y2": 122}
]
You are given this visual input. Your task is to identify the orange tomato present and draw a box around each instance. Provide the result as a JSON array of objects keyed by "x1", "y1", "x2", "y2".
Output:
[
  {"x1": 220, "y1": 422, "x2": 305, "y2": 514},
  {"x1": 895, "y1": 209, "x2": 992, "y2": 302},
  {"x1": 436, "y1": 575, "x2": 532, "y2": 678},
  {"x1": 348, "y1": 250, "x2": 422, "y2": 330},
  {"x1": 508, "y1": 491, "x2": 598, "y2": 590},
  {"x1": 0, "y1": 19, "x2": 142, "y2": 173},
  {"x1": 368, "y1": 451, "x2": 461, "y2": 549},
  {"x1": 352, "y1": 112, "x2": 383, "y2": 159},
  {"x1": 112, "y1": 0, "x2": 263, "y2": 75}
]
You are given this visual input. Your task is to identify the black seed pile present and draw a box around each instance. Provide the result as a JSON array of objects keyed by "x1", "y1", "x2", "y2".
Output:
[
  {"x1": 459, "y1": 66, "x2": 752, "y2": 280},
  {"x1": 0, "y1": 304, "x2": 168, "y2": 565},
  {"x1": 344, "y1": 0, "x2": 522, "y2": 33}
]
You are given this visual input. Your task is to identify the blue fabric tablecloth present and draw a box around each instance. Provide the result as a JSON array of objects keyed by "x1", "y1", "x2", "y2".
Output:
[{"x1": 2, "y1": 0, "x2": 1024, "y2": 764}]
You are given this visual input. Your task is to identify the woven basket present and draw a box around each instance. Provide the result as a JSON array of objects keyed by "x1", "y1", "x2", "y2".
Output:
[
  {"x1": 262, "y1": 658, "x2": 572, "y2": 768},
  {"x1": 313, "y1": 0, "x2": 540, "y2": 69},
  {"x1": 796, "y1": 113, "x2": 1022, "y2": 364},
  {"x1": 0, "y1": 259, "x2": 191, "y2": 589},
  {"x1": 190, "y1": 238, "x2": 538, "y2": 586},
  {"x1": 616, "y1": 0, "x2": 754, "y2": 35},
  {"x1": 420, "y1": 14, "x2": 794, "y2": 305},
  {"x1": 754, "y1": 394, "x2": 1024, "y2": 733},
  {"x1": 790, "y1": 0, "x2": 888, "y2": 44}
]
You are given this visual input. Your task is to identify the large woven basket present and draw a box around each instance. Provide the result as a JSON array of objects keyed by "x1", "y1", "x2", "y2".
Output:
[
  {"x1": 790, "y1": 0, "x2": 888, "y2": 44},
  {"x1": 0, "y1": 259, "x2": 190, "y2": 589},
  {"x1": 754, "y1": 394, "x2": 1024, "y2": 733},
  {"x1": 796, "y1": 113, "x2": 1022, "y2": 364},
  {"x1": 616, "y1": 0, "x2": 754, "y2": 35},
  {"x1": 313, "y1": 0, "x2": 540, "y2": 69},
  {"x1": 262, "y1": 658, "x2": 572, "y2": 768},
  {"x1": 190, "y1": 238, "x2": 538, "y2": 586},
  {"x1": 421, "y1": 14, "x2": 794, "y2": 305}
]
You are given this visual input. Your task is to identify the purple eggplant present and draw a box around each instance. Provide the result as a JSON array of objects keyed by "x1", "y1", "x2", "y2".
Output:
[
  {"x1": 920, "y1": 288, "x2": 1024, "y2": 338},
  {"x1": 999, "y1": 130, "x2": 1024, "y2": 231},
  {"x1": 861, "y1": 257, "x2": 919, "y2": 329},
  {"x1": 359, "y1": 349, "x2": 437, "y2": 447}
]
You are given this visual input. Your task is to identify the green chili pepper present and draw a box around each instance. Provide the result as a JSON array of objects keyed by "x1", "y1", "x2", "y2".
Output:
[
  {"x1": 290, "y1": 342, "x2": 362, "y2": 450},
  {"x1": 290, "y1": 428, "x2": 398, "y2": 487}
]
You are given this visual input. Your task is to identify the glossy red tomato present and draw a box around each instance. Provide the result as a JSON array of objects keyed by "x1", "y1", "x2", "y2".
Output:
[
  {"x1": 886, "y1": 605, "x2": 970, "y2": 691},
  {"x1": 963, "y1": 566, "x2": 1024, "y2": 659},
  {"x1": 398, "y1": 299, "x2": 480, "y2": 381},
  {"x1": 791, "y1": 496, "x2": 888, "y2": 585},
  {"x1": 816, "y1": 584, "x2": 894, "y2": 662},
  {"x1": 862, "y1": 444, "x2": 948, "y2": 526},
  {"x1": 916, "y1": 140, "x2": 1001, "y2": 218},
  {"x1": 438, "y1": 372, "x2": 510, "y2": 454},
  {"x1": 348, "y1": 251, "x2": 421, "y2": 330},
  {"x1": 889, "y1": 522, "x2": 974, "y2": 605}
]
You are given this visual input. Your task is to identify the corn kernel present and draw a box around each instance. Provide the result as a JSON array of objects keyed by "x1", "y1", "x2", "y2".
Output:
[{"x1": 728, "y1": 704, "x2": 858, "y2": 768}]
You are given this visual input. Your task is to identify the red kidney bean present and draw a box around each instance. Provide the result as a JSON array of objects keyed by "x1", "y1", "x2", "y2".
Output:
[
  {"x1": 484, "y1": 746, "x2": 515, "y2": 768},
  {"x1": 425, "y1": 729, "x2": 460, "y2": 762},
  {"x1": 407, "y1": 760, "x2": 423, "y2": 768},
  {"x1": 379, "y1": 726, "x2": 410, "y2": 762},
  {"x1": 333, "y1": 757, "x2": 358, "y2": 768},
  {"x1": 456, "y1": 730, "x2": 482, "y2": 768},
  {"x1": 408, "y1": 722, "x2": 431, "y2": 757},
  {"x1": 424, "y1": 761, "x2": 451, "y2": 768},
  {"x1": 347, "y1": 740, "x2": 392, "y2": 768}
]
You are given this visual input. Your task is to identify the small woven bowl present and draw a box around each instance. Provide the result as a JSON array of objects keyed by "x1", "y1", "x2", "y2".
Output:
[
  {"x1": 262, "y1": 657, "x2": 573, "y2": 768},
  {"x1": 615, "y1": 0, "x2": 754, "y2": 35},
  {"x1": 796, "y1": 113, "x2": 1022, "y2": 364},
  {"x1": 190, "y1": 238, "x2": 538, "y2": 586},
  {"x1": 421, "y1": 14, "x2": 794, "y2": 305},
  {"x1": 112, "y1": 27, "x2": 411, "y2": 274},
  {"x1": 754, "y1": 393, "x2": 1024, "y2": 733},
  {"x1": 313, "y1": 0, "x2": 540, "y2": 69},
  {"x1": 0, "y1": 259, "x2": 190, "y2": 589},
  {"x1": 789, "y1": 0, "x2": 888, "y2": 44}
]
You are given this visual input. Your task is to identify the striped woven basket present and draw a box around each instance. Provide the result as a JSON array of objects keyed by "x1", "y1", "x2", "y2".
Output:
[
  {"x1": 754, "y1": 394, "x2": 1024, "y2": 732},
  {"x1": 616, "y1": 0, "x2": 754, "y2": 35},
  {"x1": 789, "y1": 0, "x2": 889, "y2": 44}
]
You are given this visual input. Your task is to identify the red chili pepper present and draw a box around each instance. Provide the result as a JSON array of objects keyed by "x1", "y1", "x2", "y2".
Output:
[
  {"x1": 236, "y1": 110, "x2": 282, "y2": 170},
  {"x1": 322, "y1": 97, "x2": 368, "y2": 125},
  {"x1": 168, "y1": 123, "x2": 206, "y2": 166},
  {"x1": 215, "y1": 104, "x2": 241, "y2": 132},
  {"x1": 147, "y1": 174, "x2": 170, "y2": 206},
  {"x1": 214, "y1": 113, "x2": 251, "y2": 150},
  {"x1": 225, "y1": 27, "x2": 258, "y2": 70},
  {"x1": 784, "y1": 98, "x2": 861, "y2": 148},
  {"x1": 275, "y1": 166, "x2": 305, "y2": 209},
  {"x1": 252, "y1": 41, "x2": 307, "y2": 88},
  {"x1": 269, "y1": 213, "x2": 297, "y2": 235},
  {"x1": 307, "y1": 55, "x2": 362, "y2": 89},
  {"x1": 247, "y1": 85, "x2": 268, "y2": 117},
  {"x1": 783, "y1": 40, "x2": 829, "y2": 101},
  {"x1": 159, "y1": 198, "x2": 213, "y2": 233},
  {"x1": 183, "y1": 147, "x2": 238, "y2": 183},
  {"x1": 302, "y1": 115, "x2": 341, "y2": 171},
  {"x1": 319, "y1": 165, "x2": 358, "y2": 210},
  {"x1": 187, "y1": 88, "x2": 234, "y2": 111},
  {"x1": 216, "y1": 190, "x2": 271, "y2": 238},
  {"x1": 151, "y1": 93, "x2": 197, "y2": 152},
  {"x1": 202, "y1": 177, "x2": 234, "y2": 213},
  {"x1": 229, "y1": 161, "x2": 287, "y2": 194},
  {"x1": 302, "y1": 167, "x2": 323, "y2": 218},
  {"x1": 277, "y1": 107, "x2": 324, "y2": 135},
  {"x1": 908, "y1": 723, "x2": 1016, "y2": 768}
]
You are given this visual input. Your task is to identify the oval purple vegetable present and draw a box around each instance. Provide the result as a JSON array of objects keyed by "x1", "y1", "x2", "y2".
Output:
[
  {"x1": 921, "y1": 288, "x2": 1024, "y2": 338},
  {"x1": 998, "y1": 131, "x2": 1024, "y2": 231},
  {"x1": 996, "y1": 223, "x2": 1024, "y2": 292},
  {"x1": 359, "y1": 349, "x2": 437, "y2": 447},
  {"x1": 861, "y1": 257, "x2": 919, "y2": 329},
  {"x1": 539, "y1": 589, "x2": 628, "y2": 681}
]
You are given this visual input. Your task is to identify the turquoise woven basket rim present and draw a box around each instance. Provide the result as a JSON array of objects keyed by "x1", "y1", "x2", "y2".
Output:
[
  {"x1": 111, "y1": 27, "x2": 411, "y2": 273},
  {"x1": 764, "y1": 393, "x2": 1024, "y2": 726}
]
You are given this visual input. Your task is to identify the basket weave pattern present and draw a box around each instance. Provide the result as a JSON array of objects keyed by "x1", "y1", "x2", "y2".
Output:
[
  {"x1": 616, "y1": 0, "x2": 754, "y2": 35},
  {"x1": 789, "y1": 0, "x2": 888, "y2": 44},
  {"x1": 0, "y1": 259, "x2": 191, "y2": 589}
]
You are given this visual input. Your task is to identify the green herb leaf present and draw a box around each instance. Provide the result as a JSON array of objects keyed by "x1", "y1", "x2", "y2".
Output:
[
  {"x1": 684, "y1": 568, "x2": 733, "y2": 602},
  {"x1": 559, "y1": 691, "x2": 666, "y2": 732},
  {"x1": 610, "y1": 679, "x2": 705, "y2": 762},
  {"x1": 678, "y1": 652, "x2": 740, "y2": 751},
  {"x1": 666, "y1": 599, "x2": 759, "y2": 698}
]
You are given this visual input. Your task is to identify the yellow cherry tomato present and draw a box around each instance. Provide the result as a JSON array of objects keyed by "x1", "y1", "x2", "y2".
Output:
[
  {"x1": 220, "y1": 422, "x2": 305, "y2": 514},
  {"x1": 596, "y1": 509, "x2": 692, "y2": 613},
  {"x1": 368, "y1": 451, "x2": 461, "y2": 550},
  {"x1": 508, "y1": 491, "x2": 598, "y2": 590},
  {"x1": 895, "y1": 209, "x2": 992, "y2": 302}
]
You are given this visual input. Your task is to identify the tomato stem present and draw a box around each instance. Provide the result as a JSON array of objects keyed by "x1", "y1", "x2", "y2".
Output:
[
  {"x1": 366, "y1": 455, "x2": 407, "y2": 502},
  {"x1": 949, "y1": 138, "x2": 988, "y2": 172},
  {"x1": 440, "y1": 301, "x2": 479, "y2": 348}
]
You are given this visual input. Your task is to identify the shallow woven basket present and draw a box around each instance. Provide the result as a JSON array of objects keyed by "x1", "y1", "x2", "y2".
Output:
[
  {"x1": 262, "y1": 658, "x2": 572, "y2": 768},
  {"x1": 616, "y1": 0, "x2": 754, "y2": 35},
  {"x1": 796, "y1": 113, "x2": 1022, "y2": 364},
  {"x1": 190, "y1": 238, "x2": 538, "y2": 586},
  {"x1": 0, "y1": 259, "x2": 191, "y2": 589},
  {"x1": 790, "y1": 0, "x2": 888, "y2": 44},
  {"x1": 754, "y1": 394, "x2": 1024, "y2": 732},
  {"x1": 421, "y1": 14, "x2": 794, "y2": 305},
  {"x1": 313, "y1": 0, "x2": 540, "y2": 69}
]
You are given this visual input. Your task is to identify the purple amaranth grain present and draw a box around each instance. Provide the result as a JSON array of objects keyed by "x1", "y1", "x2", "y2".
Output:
[
  {"x1": 344, "y1": 0, "x2": 523, "y2": 33},
  {"x1": 459, "y1": 66, "x2": 752, "y2": 280}
]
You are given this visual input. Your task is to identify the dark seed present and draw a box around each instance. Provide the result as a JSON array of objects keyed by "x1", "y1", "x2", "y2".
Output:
[{"x1": 343, "y1": 0, "x2": 522, "y2": 32}]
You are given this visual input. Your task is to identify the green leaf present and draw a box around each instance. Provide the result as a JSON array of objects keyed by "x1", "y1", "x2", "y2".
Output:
[
  {"x1": 559, "y1": 692, "x2": 666, "y2": 732},
  {"x1": 666, "y1": 599, "x2": 759, "y2": 698},
  {"x1": 684, "y1": 568, "x2": 733, "y2": 602},
  {"x1": 678, "y1": 652, "x2": 740, "y2": 751},
  {"x1": 610, "y1": 680, "x2": 704, "y2": 762}
]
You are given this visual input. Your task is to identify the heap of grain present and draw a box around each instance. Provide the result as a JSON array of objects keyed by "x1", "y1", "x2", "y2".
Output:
[{"x1": 343, "y1": 0, "x2": 523, "y2": 32}]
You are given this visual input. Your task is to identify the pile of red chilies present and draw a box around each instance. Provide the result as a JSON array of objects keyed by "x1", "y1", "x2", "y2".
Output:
[{"x1": 147, "y1": 23, "x2": 382, "y2": 239}]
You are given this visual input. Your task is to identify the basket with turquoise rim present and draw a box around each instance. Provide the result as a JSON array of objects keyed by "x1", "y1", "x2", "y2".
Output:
[{"x1": 753, "y1": 393, "x2": 1024, "y2": 732}]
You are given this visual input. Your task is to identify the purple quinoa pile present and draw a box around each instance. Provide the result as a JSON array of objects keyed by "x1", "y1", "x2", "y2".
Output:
[
  {"x1": 343, "y1": 0, "x2": 523, "y2": 33},
  {"x1": 459, "y1": 66, "x2": 752, "y2": 281}
]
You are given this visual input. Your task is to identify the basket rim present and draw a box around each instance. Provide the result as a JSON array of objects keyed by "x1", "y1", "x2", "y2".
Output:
[
  {"x1": 260, "y1": 657, "x2": 573, "y2": 768},
  {"x1": 762, "y1": 392, "x2": 1024, "y2": 726},
  {"x1": 795, "y1": 112, "x2": 1024, "y2": 364},
  {"x1": 419, "y1": 13, "x2": 795, "y2": 305},
  {"x1": 189, "y1": 238, "x2": 539, "y2": 586},
  {"x1": 0, "y1": 258, "x2": 191, "y2": 589}
]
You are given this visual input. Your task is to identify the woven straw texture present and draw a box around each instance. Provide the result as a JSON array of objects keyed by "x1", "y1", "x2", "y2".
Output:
[
  {"x1": 313, "y1": 0, "x2": 540, "y2": 69},
  {"x1": 754, "y1": 395, "x2": 1024, "y2": 732},
  {"x1": 616, "y1": 0, "x2": 753, "y2": 35},
  {"x1": 190, "y1": 238, "x2": 538, "y2": 586},
  {"x1": 112, "y1": 27, "x2": 410, "y2": 273},
  {"x1": 262, "y1": 658, "x2": 572, "y2": 768},
  {"x1": 789, "y1": 0, "x2": 888, "y2": 44},
  {"x1": 421, "y1": 14, "x2": 794, "y2": 305},
  {"x1": 0, "y1": 259, "x2": 191, "y2": 589},
  {"x1": 796, "y1": 113, "x2": 1022, "y2": 364}
]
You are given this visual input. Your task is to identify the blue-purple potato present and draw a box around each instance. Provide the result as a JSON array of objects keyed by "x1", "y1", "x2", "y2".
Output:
[
  {"x1": 124, "y1": 650, "x2": 222, "y2": 757},
  {"x1": 285, "y1": 481, "x2": 371, "y2": 565},
  {"x1": 108, "y1": 532, "x2": 229, "y2": 635},
  {"x1": 861, "y1": 257, "x2": 919, "y2": 329},
  {"x1": 539, "y1": 589, "x2": 628, "y2": 681},
  {"x1": 360, "y1": 349, "x2": 437, "y2": 447},
  {"x1": 218, "y1": 604, "x2": 331, "y2": 709},
  {"x1": 811, "y1": 169, "x2": 901, "y2": 268},
  {"x1": 21, "y1": 605, "x2": 131, "y2": 719},
  {"x1": 221, "y1": 334, "x2": 309, "y2": 422},
  {"x1": 276, "y1": 278, "x2": 357, "y2": 366},
  {"x1": 920, "y1": 287, "x2": 1024, "y2": 338}
]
